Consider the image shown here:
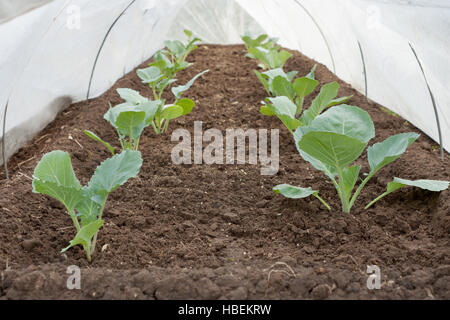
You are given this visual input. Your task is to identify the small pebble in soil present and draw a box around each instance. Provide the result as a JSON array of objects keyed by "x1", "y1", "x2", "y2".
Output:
[
  {"x1": 220, "y1": 212, "x2": 239, "y2": 223},
  {"x1": 22, "y1": 239, "x2": 42, "y2": 251},
  {"x1": 311, "y1": 284, "x2": 331, "y2": 300}
]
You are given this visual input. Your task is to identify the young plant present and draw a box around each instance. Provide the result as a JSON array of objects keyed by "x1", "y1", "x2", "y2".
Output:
[
  {"x1": 273, "y1": 104, "x2": 449, "y2": 212},
  {"x1": 32, "y1": 150, "x2": 142, "y2": 261},
  {"x1": 165, "y1": 29, "x2": 201, "y2": 64},
  {"x1": 143, "y1": 30, "x2": 202, "y2": 100},
  {"x1": 259, "y1": 81, "x2": 351, "y2": 134},
  {"x1": 241, "y1": 33, "x2": 280, "y2": 61},
  {"x1": 136, "y1": 69, "x2": 209, "y2": 133},
  {"x1": 84, "y1": 88, "x2": 161, "y2": 151},
  {"x1": 241, "y1": 33, "x2": 291, "y2": 70},
  {"x1": 247, "y1": 46, "x2": 292, "y2": 70},
  {"x1": 254, "y1": 65, "x2": 315, "y2": 98},
  {"x1": 85, "y1": 68, "x2": 207, "y2": 149}
]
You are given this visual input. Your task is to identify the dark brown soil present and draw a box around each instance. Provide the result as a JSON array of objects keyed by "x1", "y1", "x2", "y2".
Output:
[{"x1": 0, "y1": 45, "x2": 449, "y2": 300}]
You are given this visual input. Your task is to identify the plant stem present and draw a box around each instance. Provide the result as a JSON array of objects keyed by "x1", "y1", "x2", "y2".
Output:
[
  {"x1": 348, "y1": 169, "x2": 379, "y2": 210},
  {"x1": 90, "y1": 197, "x2": 108, "y2": 257},
  {"x1": 162, "y1": 119, "x2": 169, "y2": 133},
  {"x1": 85, "y1": 247, "x2": 91, "y2": 262},
  {"x1": 119, "y1": 138, "x2": 125, "y2": 151},
  {"x1": 151, "y1": 121, "x2": 159, "y2": 134},
  {"x1": 336, "y1": 167, "x2": 350, "y2": 213},
  {"x1": 296, "y1": 97, "x2": 304, "y2": 117},
  {"x1": 69, "y1": 210, "x2": 81, "y2": 232},
  {"x1": 314, "y1": 194, "x2": 331, "y2": 211},
  {"x1": 134, "y1": 136, "x2": 140, "y2": 150},
  {"x1": 365, "y1": 192, "x2": 389, "y2": 209}
]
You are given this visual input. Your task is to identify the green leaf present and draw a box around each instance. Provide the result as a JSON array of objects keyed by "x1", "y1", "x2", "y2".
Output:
[
  {"x1": 151, "y1": 51, "x2": 173, "y2": 70},
  {"x1": 261, "y1": 68, "x2": 290, "y2": 94},
  {"x1": 115, "y1": 111, "x2": 146, "y2": 141},
  {"x1": 327, "y1": 95, "x2": 352, "y2": 108},
  {"x1": 286, "y1": 71, "x2": 298, "y2": 82},
  {"x1": 275, "y1": 50, "x2": 292, "y2": 68},
  {"x1": 88, "y1": 150, "x2": 143, "y2": 195},
  {"x1": 294, "y1": 128, "x2": 338, "y2": 178},
  {"x1": 33, "y1": 181, "x2": 84, "y2": 213},
  {"x1": 253, "y1": 70, "x2": 270, "y2": 95},
  {"x1": 248, "y1": 47, "x2": 270, "y2": 68},
  {"x1": 165, "y1": 40, "x2": 185, "y2": 59},
  {"x1": 116, "y1": 88, "x2": 147, "y2": 104},
  {"x1": 84, "y1": 130, "x2": 115, "y2": 155},
  {"x1": 172, "y1": 69, "x2": 209, "y2": 99},
  {"x1": 390, "y1": 177, "x2": 449, "y2": 192},
  {"x1": 161, "y1": 104, "x2": 184, "y2": 120},
  {"x1": 137, "y1": 66, "x2": 162, "y2": 84},
  {"x1": 341, "y1": 165, "x2": 361, "y2": 201},
  {"x1": 176, "y1": 98, "x2": 195, "y2": 116},
  {"x1": 304, "y1": 105, "x2": 375, "y2": 143},
  {"x1": 272, "y1": 76, "x2": 296, "y2": 99},
  {"x1": 292, "y1": 77, "x2": 319, "y2": 99},
  {"x1": 267, "y1": 96, "x2": 297, "y2": 119},
  {"x1": 278, "y1": 116, "x2": 303, "y2": 132},
  {"x1": 139, "y1": 100, "x2": 160, "y2": 125},
  {"x1": 75, "y1": 187, "x2": 102, "y2": 225},
  {"x1": 366, "y1": 177, "x2": 449, "y2": 209},
  {"x1": 262, "y1": 68, "x2": 288, "y2": 81},
  {"x1": 32, "y1": 150, "x2": 81, "y2": 188},
  {"x1": 273, "y1": 183, "x2": 331, "y2": 210},
  {"x1": 104, "y1": 102, "x2": 136, "y2": 128},
  {"x1": 267, "y1": 96, "x2": 302, "y2": 131},
  {"x1": 367, "y1": 132, "x2": 420, "y2": 173},
  {"x1": 184, "y1": 29, "x2": 193, "y2": 38},
  {"x1": 300, "y1": 82, "x2": 340, "y2": 125},
  {"x1": 32, "y1": 151, "x2": 84, "y2": 212},
  {"x1": 298, "y1": 131, "x2": 366, "y2": 169},
  {"x1": 61, "y1": 219, "x2": 104, "y2": 253},
  {"x1": 273, "y1": 184, "x2": 317, "y2": 198},
  {"x1": 156, "y1": 78, "x2": 178, "y2": 93},
  {"x1": 259, "y1": 105, "x2": 275, "y2": 116},
  {"x1": 306, "y1": 64, "x2": 317, "y2": 80}
]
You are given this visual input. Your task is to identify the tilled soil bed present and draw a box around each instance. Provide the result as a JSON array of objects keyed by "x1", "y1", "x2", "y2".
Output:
[{"x1": 0, "y1": 45, "x2": 449, "y2": 300}]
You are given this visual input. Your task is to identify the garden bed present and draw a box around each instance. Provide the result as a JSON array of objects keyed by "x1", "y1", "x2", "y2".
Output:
[{"x1": 0, "y1": 44, "x2": 449, "y2": 299}]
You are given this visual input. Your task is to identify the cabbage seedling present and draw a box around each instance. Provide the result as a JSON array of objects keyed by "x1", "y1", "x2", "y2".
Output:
[
  {"x1": 247, "y1": 46, "x2": 292, "y2": 70},
  {"x1": 241, "y1": 33, "x2": 291, "y2": 70},
  {"x1": 274, "y1": 104, "x2": 448, "y2": 213},
  {"x1": 32, "y1": 150, "x2": 142, "y2": 261},
  {"x1": 260, "y1": 81, "x2": 351, "y2": 134},
  {"x1": 241, "y1": 33, "x2": 280, "y2": 62},
  {"x1": 165, "y1": 29, "x2": 201, "y2": 64},
  {"x1": 254, "y1": 65, "x2": 315, "y2": 98},
  {"x1": 142, "y1": 30, "x2": 202, "y2": 100},
  {"x1": 137, "y1": 69, "x2": 209, "y2": 134},
  {"x1": 83, "y1": 88, "x2": 161, "y2": 151},
  {"x1": 137, "y1": 64, "x2": 208, "y2": 102}
]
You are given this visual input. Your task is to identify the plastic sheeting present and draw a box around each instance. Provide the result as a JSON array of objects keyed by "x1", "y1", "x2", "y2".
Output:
[
  {"x1": 0, "y1": 0, "x2": 186, "y2": 166},
  {"x1": 1, "y1": 0, "x2": 449, "y2": 168},
  {"x1": 0, "y1": 0, "x2": 52, "y2": 23}
]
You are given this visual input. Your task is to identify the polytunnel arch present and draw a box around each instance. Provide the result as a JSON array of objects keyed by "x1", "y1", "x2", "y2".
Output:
[
  {"x1": 86, "y1": 0, "x2": 137, "y2": 100},
  {"x1": 1, "y1": 0, "x2": 449, "y2": 178}
]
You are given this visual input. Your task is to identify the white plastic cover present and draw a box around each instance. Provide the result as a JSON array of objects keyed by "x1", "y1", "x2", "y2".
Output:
[
  {"x1": 0, "y1": 0, "x2": 51, "y2": 23},
  {"x1": 1, "y1": 0, "x2": 449, "y2": 167}
]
